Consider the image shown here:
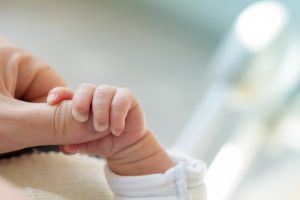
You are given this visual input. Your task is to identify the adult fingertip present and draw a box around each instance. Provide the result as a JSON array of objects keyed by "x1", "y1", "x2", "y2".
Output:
[
  {"x1": 60, "y1": 145, "x2": 79, "y2": 155},
  {"x1": 47, "y1": 93, "x2": 59, "y2": 105}
]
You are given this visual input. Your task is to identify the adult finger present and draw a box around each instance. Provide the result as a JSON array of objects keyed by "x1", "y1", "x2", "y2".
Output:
[{"x1": 47, "y1": 87, "x2": 74, "y2": 105}]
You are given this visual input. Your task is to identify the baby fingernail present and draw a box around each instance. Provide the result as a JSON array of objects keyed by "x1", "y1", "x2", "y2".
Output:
[
  {"x1": 47, "y1": 93, "x2": 58, "y2": 104},
  {"x1": 72, "y1": 109, "x2": 88, "y2": 123},
  {"x1": 112, "y1": 129, "x2": 122, "y2": 136},
  {"x1": 94, "y1": 122, "x2": 108, "y2": 132}
]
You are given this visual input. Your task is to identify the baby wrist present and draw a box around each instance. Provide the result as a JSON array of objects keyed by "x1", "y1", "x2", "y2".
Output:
[{"x1": 107, "y1": 131, "x2": 174, "y2": 176}]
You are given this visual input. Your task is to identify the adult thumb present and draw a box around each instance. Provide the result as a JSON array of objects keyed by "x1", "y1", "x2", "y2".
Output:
[{"x1": 0, "y1": 98, "x2": 108, "y2": 153}]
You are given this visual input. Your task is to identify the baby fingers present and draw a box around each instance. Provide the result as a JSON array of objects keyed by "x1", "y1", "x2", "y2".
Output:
[
  {"x1": 68, "y1": 84, "x2": 137, "y2": 137},
  {"x1": 72, "y1": 83, "x2": 96, "y2": 123},
  {"x1": 92, "y1": 85, "x2": 116, "y2": 132},
  {"x1": 110, "y1": 88, "x2": 133, "y2": 136}
]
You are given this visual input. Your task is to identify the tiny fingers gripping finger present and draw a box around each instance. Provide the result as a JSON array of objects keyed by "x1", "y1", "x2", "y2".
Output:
[
  {"x1": 92, "y1": 85, "x2": 116, "y2": 132},
  {"x1": 110, "y1": 88, "x2": 133, "y2": 136},
  {"x1": 72, "y1": 83, "x2": 96, "y2": 123},
  {"x1": 47, "y1": 87, "x2": 74, "y2": 105}
]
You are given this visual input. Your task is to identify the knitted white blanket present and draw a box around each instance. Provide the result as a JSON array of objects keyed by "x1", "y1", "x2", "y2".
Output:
[{"x1": 0, "y1": 152, "x2": 113, "y2": 200}]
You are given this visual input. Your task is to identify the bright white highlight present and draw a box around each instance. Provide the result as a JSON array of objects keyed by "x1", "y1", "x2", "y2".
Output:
[
  {"x1": 206, "y1": 144, "x2": 243, "y2": 200},
  {"x1": 235, "y1": 1, "x2": 288, "y2": 52}
]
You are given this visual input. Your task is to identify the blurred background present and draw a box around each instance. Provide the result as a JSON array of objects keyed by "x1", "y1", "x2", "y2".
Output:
[{"x1": 0, "y1": 0, "x2": 299, "y2": 199}]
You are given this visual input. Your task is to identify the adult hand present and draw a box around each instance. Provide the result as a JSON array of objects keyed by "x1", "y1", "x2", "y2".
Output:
[{"x1": 0, "y1": 37, "x2": 106, "y2": 153}]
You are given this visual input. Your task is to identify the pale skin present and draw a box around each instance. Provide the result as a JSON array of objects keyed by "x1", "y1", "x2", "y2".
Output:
[
  {"x1": 0, "y1": 37, "x2": 174, "y2": 199},
  {"x1": 48, "y1": 84, "x2": 174, "y2": 175}
]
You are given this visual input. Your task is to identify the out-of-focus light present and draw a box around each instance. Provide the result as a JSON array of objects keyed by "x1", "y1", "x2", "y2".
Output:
[
  {"x1": 206, "y1": 121, "x2": 264, "y2": 200},
  {"x1": 206, "y1": 144, "x2": 243, "y2": 200},
  {"x1": 277, "y1": 115, "x2": 300, "y2": 152},
  {"x1": 234, "y1": 1, "x2": 288, "y2": 52}
]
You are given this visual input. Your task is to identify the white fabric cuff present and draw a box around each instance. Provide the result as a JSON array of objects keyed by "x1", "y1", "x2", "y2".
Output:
[{"x1": 104, "y1": 150, "x2": 207, "y2": 200}]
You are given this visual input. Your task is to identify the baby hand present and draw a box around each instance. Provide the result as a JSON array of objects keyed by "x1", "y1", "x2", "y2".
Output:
[
  {"x1": 47, "y1": 84, "x2": 148, "y2": 157},
  {"x1": 47, "y1": 84, "x2": 174, "y2": 175}
]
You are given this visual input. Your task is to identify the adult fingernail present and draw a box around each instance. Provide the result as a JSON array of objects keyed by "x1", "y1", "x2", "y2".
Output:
[
  {"x1": 47, "y1": 93, "x2": 58, "y2": 104},
  {"x1": 72, "y1": 109, "x2": 88, "y2": 123}
]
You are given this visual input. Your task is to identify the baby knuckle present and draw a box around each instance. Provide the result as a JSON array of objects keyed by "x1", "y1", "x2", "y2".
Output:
[
  {"x1": 93, "y1": 98, "x2": 108, "y2": 110},
  {"x1": 120, "y1": 87, "x2": 132, "y2": 95},
  {"x1": 78, "y1": 83, "x2": 96, "y2": 90},
  {"x1": 94, "y1": 88, "x2": 111, "y2": 99},
  {"x1": 74, "y1": 99, "x2": 84, "y2": 109},
  {"x1": 121, "y1": 88, "x2": 135, "y2": 100},
  {"x1": 97, "y1": 85, "x2": 117, "y2": 95},
  {"x1": 112, "y1": 98, "x2": 128, "y2": 111},
  {"x1": 74, "y1": 100, "x2": 88, "y2": 113},
  {"x1": 93, "y1": 105, "x2": 107, "y2": 113}
]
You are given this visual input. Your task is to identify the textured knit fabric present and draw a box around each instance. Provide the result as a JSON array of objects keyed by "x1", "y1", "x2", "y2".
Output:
[
  {"x1": 0, "y1": 153, "x2": 113, "y2": 200},
  {"x1": 105, "y1": 150, "x2": 206, "y2": 200},
  {"x1": 0, "y1": 151, "x2": 206, "y2": 200}
]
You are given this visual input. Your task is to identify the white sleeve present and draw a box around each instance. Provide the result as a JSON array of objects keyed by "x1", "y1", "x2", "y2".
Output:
[{"x1": 104, "y1": 150, "x2": 207, "y2": 200}]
